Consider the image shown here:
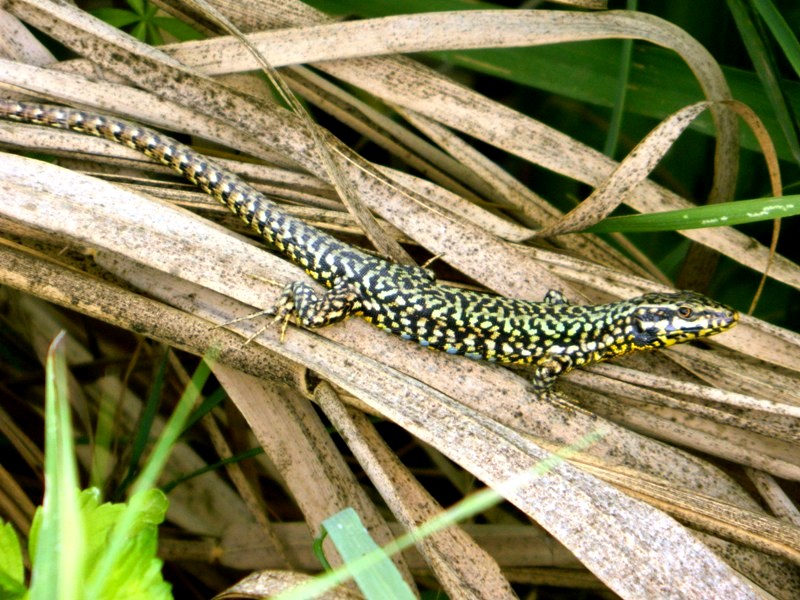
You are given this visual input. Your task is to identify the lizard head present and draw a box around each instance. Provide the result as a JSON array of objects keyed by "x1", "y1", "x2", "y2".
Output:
[{"x1": 625, "y1": 291, "x2": 738, "y2": 349}]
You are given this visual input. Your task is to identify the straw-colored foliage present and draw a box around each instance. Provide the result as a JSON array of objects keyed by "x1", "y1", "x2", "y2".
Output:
[{"x1": 1, "y1": 1, "x2": 798, "y2": 598}]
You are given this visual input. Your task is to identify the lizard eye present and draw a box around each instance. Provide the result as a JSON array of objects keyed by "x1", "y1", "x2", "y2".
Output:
[{"x1": 677, "y1": 306, "x2": 693, "y2": 319}]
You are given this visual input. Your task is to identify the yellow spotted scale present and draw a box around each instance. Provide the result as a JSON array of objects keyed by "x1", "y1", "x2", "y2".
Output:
[{"x1": 0, "y1": 100, "x2": 739, "y2": 390}]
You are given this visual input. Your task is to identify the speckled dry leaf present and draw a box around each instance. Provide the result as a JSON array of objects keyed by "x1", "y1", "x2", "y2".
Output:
[
  {"x1": 158, "y1": 4, "x2": 798, "y2": 288},
  {"x1": 315, "y1": 382, "x2": 516, "y2": 600},
  {"x1": 211, "y1": 364, "x2": 417, "y2": 589},
  {"x1": 218, "y1": 570, "x2": 361, "y2": 599},
  {"x1": 0, "y1": 153, "x2": 769, "y2": 598},
  {"x1": 537, "y1": 102, "x2": 711, "y2": 236}
]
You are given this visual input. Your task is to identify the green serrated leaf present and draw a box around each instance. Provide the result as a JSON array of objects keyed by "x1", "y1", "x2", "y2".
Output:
[
  {"x1": 83, "y1": 489, "x2": 170, "y2": 600},
  {"x1": 125, "y1": 0, "x2": 146, "y2": 17},
  {"x1": 80, "y1": 489, "x2": 126, "y2": 571},
  {"x1": 134, "y1": 488, "x2": 169, "y2": 528},
  {"x1": 0, "y1": 572, "x2": 26, "y2": 600},
  {"x1": 103, "y1": 532, "x2": 170, "y2": 600},
  {"x1": 0, "y1": 521, "x2": 25, "y2": 597},
  {"x1": 152, "y1": 16, "x2": 205, "y2": 41},
  {"x1": 90, "y1": 8, "x2": 142, "y2": 28}
]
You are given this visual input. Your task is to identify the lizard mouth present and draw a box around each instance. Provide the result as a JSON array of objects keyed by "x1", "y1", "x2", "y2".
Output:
[
  {"x1": 632, "y1": 308, "x2": 738, "y2": 348},
  {"x1": 631, "y1": 317, "x2": 661, "y2": 347}
]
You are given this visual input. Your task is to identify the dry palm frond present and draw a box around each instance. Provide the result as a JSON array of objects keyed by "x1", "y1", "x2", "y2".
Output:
[{"x1": 1, "y1": 1, "x2": 798, "y2": 598}]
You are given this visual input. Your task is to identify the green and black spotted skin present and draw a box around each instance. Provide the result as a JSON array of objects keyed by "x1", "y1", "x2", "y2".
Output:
[{"x1": 0, "y1": 100, "x2": 739, "y2": 390}]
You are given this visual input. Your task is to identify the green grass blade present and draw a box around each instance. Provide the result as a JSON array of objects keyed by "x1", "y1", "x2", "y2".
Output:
[
  {"x1": 751, "y1": 0, "x2": 800, "y2": 77},
  {"x1": 277, "y1": 431, "x2": 602, "y2": 600},
  {"x1": 727, "y1": 0, "x2": 800, "y2": 164},
  {"x1": 584, "y1": 195, "x2": 799, "y2": 233},
  {"x1": 89, "y1": 387, "x2": 116, "y2": 491},
  {"x1": 181, "y1": 384, "x2": 227, "y2": 434},
  {"x1": 115, "y1": 348, "x2": 170, "y2": 499},
  {"x1": 322, "y1": 508, "x2": 415, "y2": 600},
  {"x1": 29, "y1": 332, "x2": 85, "y2": 600},
  {"x1": 604, "y1": 0, "x2": 638, "y2": 157},
  {"x1": 160, "y1": 447, "x2": 263, "y2": 494}
]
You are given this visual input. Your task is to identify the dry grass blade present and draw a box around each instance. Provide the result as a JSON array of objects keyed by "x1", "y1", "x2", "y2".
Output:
[
  {"x1": 174, "y1": 2, "x2": 799, "y2": 289},
  {"x1": 537, "y1": 102, "x2": 711, "y2": 236},
  {"x1": 0, "y1": 461, "x2": 36, "y2": 533},
  {"x1": 0, "y1": 152, "x2": 775, "y2": 596},
  {"x1": 578, "y1": 463, "x2": 800, "y2": 563},
  {"x1": 589, "y1": 364, "x2": 800, "y2": 419},
  {"x1": 218, "y1": 570, "x2": 362, "y2": 599},
  {"x1": 0, "y1": 144, "x2": 773, "y2": 501},
  {"x1": 747, "y1": 469, "x2": 800, "y2": 525},
  {"x1": 314, "y1": 382, "x2": 516, "y2": 599},
  {"x1": 211, "y1": 364, "x2": 416, "y2": 590},
  {"x1": 186, "y1": 0, "x2": 413, "y2": 268}
]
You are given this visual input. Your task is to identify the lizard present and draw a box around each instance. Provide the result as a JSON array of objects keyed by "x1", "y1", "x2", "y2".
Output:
[{"x1": 0, "y1": 100, "x2": 739, "y2": 391}]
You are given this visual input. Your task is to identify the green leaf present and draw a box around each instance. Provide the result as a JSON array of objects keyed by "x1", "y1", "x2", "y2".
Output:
[
  {"x1": 152, "y1": 16, "x2": 205, "y2": 41},
  {"x1": 28, "y1": 487, "x2": 172, "y2": 600},
  {"x1": 130, "y1": 20, "x2": 148, "y2": 42},
  {"x1": 145, "y1": 22, "x2": 164, "y2": 46},
  {"x1": 83, "y1": 489, "x2": 171, "y2": 600},
  {"x1": 143, "y1": 2, "x2": 159, "y2": 20},
  {"x1": 90, "y1": 8, "x2": 141, "y2": 28},
  {"x1": 125, "y1": 0, "x2": 146, "y2": 17},
  {"x1": 752, "y1": 0, "x2": 800, "y2": 77},
  {"x1": 322, "y1": 508, "x2": 415, "y2": 600},
  {"x1": 0, "y1": 521, "x2": 25, "y2": 599},
  {"x1": 584, "y1": 196, "x2": 800, "y2": 233}
]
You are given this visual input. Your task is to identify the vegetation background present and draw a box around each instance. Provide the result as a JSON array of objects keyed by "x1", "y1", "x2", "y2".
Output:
[{"x1": 0, "y1": 0, "x2": 798, "y2": 598}]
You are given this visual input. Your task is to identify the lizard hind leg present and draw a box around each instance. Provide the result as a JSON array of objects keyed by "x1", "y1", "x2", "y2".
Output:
[
  {"x1": 229, "y1": 278, "x2": 362, "y2": 345},
  {"x1": 273, "y1": 279, "x2": 362, "y2": 329}
]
